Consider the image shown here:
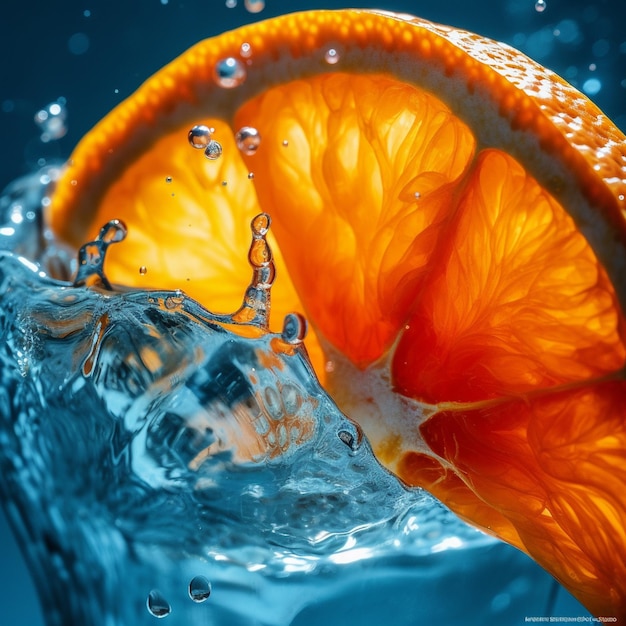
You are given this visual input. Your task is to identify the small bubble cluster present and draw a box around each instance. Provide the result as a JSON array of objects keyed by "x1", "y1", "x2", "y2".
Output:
[
  {"x1": 34, "y1": 98, "x2": 68, "y2": 142},
  {"x1": 188, "y1": 125, "x2": 222, "y2": 160}
]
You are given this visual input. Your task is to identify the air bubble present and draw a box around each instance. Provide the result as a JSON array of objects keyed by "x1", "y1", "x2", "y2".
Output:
[
  {"x1": 139, "y1": 266, "x2": 148, "y2": 275},
  {"x1": 147, "y1": 590, "x2": 171, "y2": 618},
  {"x1": 244, "y1": 0, "x2": 264, "y2": 13},
  {"x1": 204, "y1": 140, "x2": 223, "y2": 160},
  {"x1": 34, "y1": 98, "x2": 68, "y2": 142},
  {"x1": 214, "y1": 57, "x2": 246, "y2": 88},
  {"x1": 534, "y1": 0, "x2": 546, "y2": 12},
  {"x1": 240, "y1": 42, "x2": 252, "y2": 58},
  {"x1": 248, "y1": 172, "x2": 255, "y2": 180},
  {"x1": 188, "y1": 125, "x2": 211, "y2": 149},
  {"x1": 188, "y1": 575, "x2": 211, "y2": 602},
  {"x1": 225, "y1": 0, "x2": 236, "y2": 6},
  {"x1": 324, "y1": 48, "x2": 340, "y2": 65},
  {"x1": 282, "y1": 139, "x2": 289, "y2": 147},
  {"x1": 281, "y1": 313, "x2": 307, "y2": 345},
  {"x1": 165, "y1": 176, "x2": 172, "y2": 183},
  {"x1": 235, "y1": 127, "x2": 261, "y2": 155}
]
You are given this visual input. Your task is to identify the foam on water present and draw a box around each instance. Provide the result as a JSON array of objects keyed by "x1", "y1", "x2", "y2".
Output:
[{"x1": 0, "y1": 170, "x2": 558, "y2": 624}]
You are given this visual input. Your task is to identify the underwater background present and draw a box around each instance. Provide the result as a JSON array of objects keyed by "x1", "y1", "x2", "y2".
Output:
[{"x1": 1, "y1": 0, "x2": 625, "y2": 624}]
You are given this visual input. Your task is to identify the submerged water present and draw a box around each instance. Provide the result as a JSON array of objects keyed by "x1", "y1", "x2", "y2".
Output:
[{"x1": 0, "y1": 169, "x2": 565, "y2": 625}]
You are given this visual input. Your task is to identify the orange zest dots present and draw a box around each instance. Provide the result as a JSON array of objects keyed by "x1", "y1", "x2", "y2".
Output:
[{"x1": 48, "y1": 9, "x2": 626, "y2": 619}]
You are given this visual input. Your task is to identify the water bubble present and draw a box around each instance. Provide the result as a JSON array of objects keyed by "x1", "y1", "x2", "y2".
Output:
[
  {"x1": 188, "y1": 125, "x2": 211, "y2": 149},
  {"x1": 582, "y1": 77, "x2": 602, "y2": 96},
  {"x1": 235, "y1": 127, "x2": 261, "y2": 155},
  {"x1": 214, "y1": 57, "x2": 246, "y2": 88},
  {"x1": 281, "y1": 313, "x2": 307, "y2": 345},
  {"x1": 188, "y1": 575, "x2": 211, "y2": 602},
  {"x1": 68, "y1": 32, "x2": 90, "y2": 55},
  {"x1": 244, "y1": 0, "x2": 264, "y2": 13},
  {"x1": 534, "y1": 0, "x2": 546, "y2": 12},
  {"x1": 204, "y1": 140, "x2": 223, "y2": 160},
  {"x1": 225, "y1": 0, "x2": 236, "y2": 7},
  {"x1": 34, "y1": 98, "x2": 68, "y2": 142},
  {"x1": 147, "y1": 590, "x2": 171, "y2": 618},
  {"x1": 282, "y1": 139, "x2": 289, "y2": 147},
  {"x1": 165, "y1": 176, "x2": 172, "y2": 183},
  {"x1": 139, "y1": 266, "x2": 148, "y2": 275},
  {"x1": 324, "y1": 48, "x2": 340, "y2": 65},
  {"x1": 247, "y1": 172, "x2": 255, "y2": 180},
  {"x1": 240, "y1": 42, "x2": 252, "y2": 58}
]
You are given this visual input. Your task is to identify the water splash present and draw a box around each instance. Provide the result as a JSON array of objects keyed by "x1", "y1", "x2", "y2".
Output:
[{"x1": 73, "y1": 219, "x2": 127, "y2": 289}]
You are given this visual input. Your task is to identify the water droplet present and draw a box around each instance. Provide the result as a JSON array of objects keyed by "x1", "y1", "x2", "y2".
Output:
[
  {"x1": 240, "y1": 42, "x2": 252, "y2": 58},
  {"x1": 282, "y1": 139, "x2": 289, "y2": 147},
  {"x1": 165, "y1": 176, "x2": 172, "y2": 183},
  {"x1": 247, "y1": 172, "x2": 255, "y2": 179},
  {"x1": 188, "y1": 125, "x2": 211, "y2": 149},
  {"x1": 324, "y1": 48, "x2": 340, "y2": 65},
  {"x1": 34, "y1": 98, "x2": 68, "y2": 142},
  {"x1": 244, "y1": 0, "x2": 264, "y2": 13},
  {"x1": 414, "y1": 191, "x2": 421, "y2": 200},
  {"x1": 281, "y1": 313, "x2": 307, "y2": 345},
  {"x1": 147, "y1": 590, "x2": 171, "y2": 618},
  {"x1": 214, "y1": 57, "x2": 246, "y2": 88},
  {"x1": 225, "y1": 0, "x2": 236, "y2": 7},
  {"x1": 139, "y1": 266, "x2": 148, "y2": 275},
  {"x1": 188, "y1": 575, "x2": 211, "y2": 602},
  {"x1": 235, "y1": 127, "x2": 261, "y2": 155},
  {"x1": 534, "y1": 0, "x2": 547, "y2": 12},
  {"x1": 204, "y1": 140, "x2": 223, "y2": 160}
]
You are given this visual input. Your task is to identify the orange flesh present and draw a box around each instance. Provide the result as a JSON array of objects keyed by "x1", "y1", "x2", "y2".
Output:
[{"x1": 48, "y1": 10, "x2": 626, "y2": 618}]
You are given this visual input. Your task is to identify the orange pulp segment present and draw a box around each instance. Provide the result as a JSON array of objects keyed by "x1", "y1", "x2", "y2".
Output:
[{"x1": 48, "y1": 10, "x2": 626, "y2": 618}]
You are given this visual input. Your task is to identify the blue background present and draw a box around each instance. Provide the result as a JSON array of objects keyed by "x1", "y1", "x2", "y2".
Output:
[{"x1": 1, "y1": 0, "x2": 625, "y2": 624}]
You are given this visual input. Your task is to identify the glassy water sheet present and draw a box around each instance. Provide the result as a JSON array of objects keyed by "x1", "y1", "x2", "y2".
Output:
[{"x1": 0, "y1": 169, "x2": 574, "y2": 624}]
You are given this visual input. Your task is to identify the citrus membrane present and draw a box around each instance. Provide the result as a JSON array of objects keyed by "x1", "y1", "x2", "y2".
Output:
[{"x1": 47, "y1": 9, "x2": 626, "y2": 618}]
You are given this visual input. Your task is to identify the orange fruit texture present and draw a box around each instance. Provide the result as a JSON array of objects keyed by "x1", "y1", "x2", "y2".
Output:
[{"x1": 47, "y1": 9, "x2": 626, "y2": 618}]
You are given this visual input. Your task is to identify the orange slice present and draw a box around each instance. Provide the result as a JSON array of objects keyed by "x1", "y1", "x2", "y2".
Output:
[{"x1": 48, "y1": 9, "x2": 626, "y2": 618}]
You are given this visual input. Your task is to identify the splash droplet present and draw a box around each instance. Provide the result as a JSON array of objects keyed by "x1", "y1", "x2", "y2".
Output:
[
  {"x1": 188, "y1": 576, "x2": 212, "y2": 602},
  {"x1": 147, "y1": 590, "x2": 171, "y2": 618},
  {"x1": 214, "y1": 57, "x2": 246, "y2": 88},
  {"x1": 534, "y1": 0, "x2": 547, "y2": 12},
  {"x1": 244, "y1": 0, "x2": 264, "y2": 13},
  {"x1": 204, "y1": 140, "x2": 223, "y2": 160},
  {"x1": 235, "y1": 127, "x2": 261, "y2": 155},
  {"x1": 74, "y1": 220, "x2": 127, "y2": 289},
  {"x1": 324, "y1": 48, "x2": 340, "y2": 65},
  {"x1": 188, "y1": 125, "x2": 211, "y2": 149}
]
